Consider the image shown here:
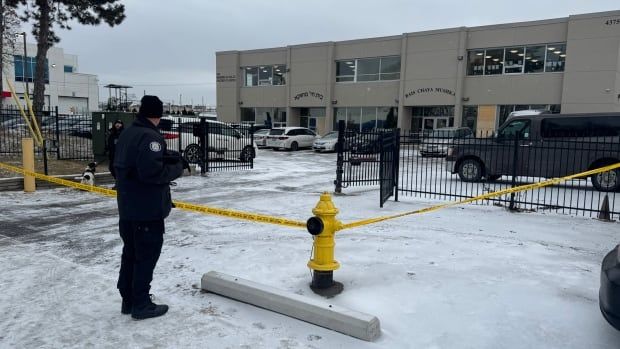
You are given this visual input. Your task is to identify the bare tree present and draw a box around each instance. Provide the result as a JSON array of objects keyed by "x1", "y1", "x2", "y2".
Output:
[
  {"x1": 0, "y1": 0, "x2": 20, "y2": 107},
  {"x1": 6, "y1": 0, "x2": 126, "y2": 112}
]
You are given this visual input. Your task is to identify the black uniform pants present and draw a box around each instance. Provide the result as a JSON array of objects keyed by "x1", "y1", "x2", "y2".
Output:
[{"x1": 117, "y1": 219, "x2": 165, "y2": 308}]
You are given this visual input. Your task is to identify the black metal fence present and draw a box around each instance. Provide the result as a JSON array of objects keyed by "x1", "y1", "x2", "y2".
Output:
[
  {"x1": 0, "y1": 107, "x2": 93, "y2": 162},
  {"x1": 336, "y1": 128, "x2": 620, "y2": 219},
  {"x1": 158, "y1": 117, "x2": 256, "y2": 173}
]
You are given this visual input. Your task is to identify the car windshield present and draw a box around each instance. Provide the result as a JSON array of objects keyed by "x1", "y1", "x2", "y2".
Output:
[
  {"x1": 254, "y1": 129, "x2": 269, "y2": 135},
  {"x1": 269, "y1": 129, "x2": 285, "y2": 135},
  {"x1": 321, "y1": 132, "x2": 338, "y2": 139},
  {"x1": 428, "y1": 129, "x2": 456, "y2": 138}
]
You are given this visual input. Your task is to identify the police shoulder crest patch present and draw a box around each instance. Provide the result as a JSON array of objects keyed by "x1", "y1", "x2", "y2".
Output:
[{"x1": 149, "y1": 141, "x2": 162, "y2": 152}]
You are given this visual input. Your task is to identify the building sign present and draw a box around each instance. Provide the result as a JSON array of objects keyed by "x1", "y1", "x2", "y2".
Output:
[
  {"x1": 293, "y1": 91, "x2": 324, "y2": 101},
  {"x1": 405, "y1": 87, "x2": 455, "y2": 99},
  {"x1": 604, "y1": 18, "x2": 620, "y2": 25},
  {"x1": 216, "y1": 73, "x2": 236, "y2": 83}
]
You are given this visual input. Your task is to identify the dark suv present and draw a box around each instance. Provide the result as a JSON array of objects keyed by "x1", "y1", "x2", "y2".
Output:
[{"x1": 446, "y1": 112, "x2": 620, "y2": 191}]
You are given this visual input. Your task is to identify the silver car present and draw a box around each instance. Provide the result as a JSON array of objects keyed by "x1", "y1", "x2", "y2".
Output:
[{"x1": 419, "y1": 127, "x2": 473, "y2": 157}]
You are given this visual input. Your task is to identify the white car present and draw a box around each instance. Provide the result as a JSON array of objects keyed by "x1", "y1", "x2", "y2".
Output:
[
  {"x1": 159, "y1": 116, "x2": 258, "y2": 163},
  {"x1": 312, "y1": 131, "x2": 339, "y2": 152},
  {"x1": 253, "y1": 129, "x2": 271, "y2": 148},
  {"x1": 266, "y1": 127, "x2": 317, "y2": 151}
]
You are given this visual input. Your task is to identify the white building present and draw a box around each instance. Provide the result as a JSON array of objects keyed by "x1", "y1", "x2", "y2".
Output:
[{"x1": 2, "y1": 43, "x2": 99, "y2": 114}]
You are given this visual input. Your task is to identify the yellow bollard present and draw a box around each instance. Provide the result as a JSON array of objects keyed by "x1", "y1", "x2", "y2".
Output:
[
  {"x1": 306, "y1": 192, "x2": 343, "y2": 296},
  {"x1": 22, "y1": 137, "x2": 35, "y2": 192}
]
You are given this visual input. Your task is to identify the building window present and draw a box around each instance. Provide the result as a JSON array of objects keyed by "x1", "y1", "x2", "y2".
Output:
[
  {"x1": 244, "y1": 67, "x2": 258, "y2": 86},
  {"x1": 504, "y1": 47, "x2": 524, "y2": 74},
  {"x1": 243, "y1": 65, "x2": 286, "y2": 87},
  {"x1": 545, "y1": 43, "x2": 566, "y2": 72},
  {"x1": 484, "y1": 48, "x2": 504, "y2": 75},
  {"x1": 14, "y1": 55, "x2": 49, "y2": 83},
  {"x1": 336, "y1": 56, "x2": 400, "y2": 82},
  {"x1": 462, "y1": 106, "x2": 478, "y2": 132},
  {"x1": 333, "y1": 106, "x2": 397, "y2": 131},
  {"x1": 524, "y1": 45, "x2": 546, "y2": 73},
  {"x1": 241, "y1": 107, "x2": 286, "y2": 127},
  {"x1": 467, "y1": 50, "x2": 484, "y2": 75},
  {"x1": 64, "y1": 65, "x2": 74, "y2": 73},
  {"x1": 336, "y1": 60, "x2": 355, "y2": 82},
  {"x1": 357, "y1": 58, "x2": 380, "y2": 82},
  {"x1": 380, "y1": 56, "x2": 401, "y2": 80},
  {"x1": 467, "y1": 43, "x2": 566, "y2": 76},
  {"x1": 258, "y1": 66, "x2": 273, "y2": 85}
]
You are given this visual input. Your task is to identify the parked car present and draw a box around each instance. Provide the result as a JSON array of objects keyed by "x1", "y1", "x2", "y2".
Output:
[
  {"x1": 69, "y1": 121, "x2": 93, "y2": 138},
  {"x1": 266, "y1": 127, "x2": 317, "y2": 151},
  {"x1": 600, "y1": 244, "x2": 620, "y2": 331},
  {"x1": 159, "y1": 116, "x2": 258, "y2": 164},
  {"x1": 313, "y1": 131, "x2": 339, "y2": 152},
  {"x1": 446, "y1": 112, "x2": 620, "y2": 191},
  {"x1": 42, "y1": 118, "x2": 82, "y2": 133},
  {"x1": 419, "y1": 127, "x2": 473, "y2": 157},
  {"x1": 253, "y1": 129, "x2": 271, "y2": 148},
  {"x1": 350, "y1": 133, "x2": 382, "y2": 155}
]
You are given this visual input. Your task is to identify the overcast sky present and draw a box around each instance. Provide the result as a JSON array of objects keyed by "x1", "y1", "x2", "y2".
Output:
[{"x1": 25, "y1": 0, "x2": 620, "y2": 106}]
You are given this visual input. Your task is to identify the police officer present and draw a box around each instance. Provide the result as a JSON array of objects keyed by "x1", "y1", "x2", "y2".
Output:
[{"x1": 113, "y1": 95, "x2": 185, "y2": 320}]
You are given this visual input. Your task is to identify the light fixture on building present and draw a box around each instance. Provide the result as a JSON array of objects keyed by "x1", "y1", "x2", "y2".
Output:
[
  {"x1": 560, "y1": 54, "x2": 566, "y2": 57},
  {"x1": 476, "y1": 52, "x2": 483, "y2": 56},
  {"x1": 485, "y1": 55, "x2": 491, "y2": 59},
  {"x1": 346, "y1": 61, "x2": 353, "y2": 64},
  {"x1": 462, "y1": 97, "x2": 470, "y2": 102},
  {"x1": 492, "y1": 58, "x2": 499, "y2": 62},
  {"x1": 531, "y1": 59, "x2": 538, "y2": 62},
  {"x1": 525, "y1": 57, "x2": 532, "y2": 60},
  {"x1": 548, "y1": 47, "x2": 555, "y2": 51},
  {"x1": 51, "y1": 63, "x2": 56, "y2": 68},
  {"x1": 517, "y1": 53, "x2": 524, "y2": 57},
  {"x1": 331, "y1": 100, "x2": 338, "y2": 105},
  {"x1": 553, "y1": 50, "x2": 561, "y2": 54},
  {"x1": 510, "y1": 49, "x2": 518, "y2": 53},
  {"x1": 457, "y1": 55, "x2": 463, "y2": 60}
]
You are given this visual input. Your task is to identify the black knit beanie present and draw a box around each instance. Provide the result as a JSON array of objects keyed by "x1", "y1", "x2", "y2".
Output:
[{"x1": 139, "y1": 95, "x2": 163, "y2": 118}]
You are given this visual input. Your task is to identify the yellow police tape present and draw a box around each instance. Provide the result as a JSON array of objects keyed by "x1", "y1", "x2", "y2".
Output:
[
  {"x1": 339, "y1": 162, "x2": 620, "y2": 230},
  {"x1": 1, "y1": 161, "x2": 619, "y2": 231},
  {"x1": 0, "y1": 162, "x2": 307, "y2": 229}
]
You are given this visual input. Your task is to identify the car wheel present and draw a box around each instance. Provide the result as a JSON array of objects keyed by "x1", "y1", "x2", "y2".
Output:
[
  {"x1": 240, "y1": 146, "x2": 254, "y2": 163},
  {"x1": 458, "y1": 158, "x2": 483, "y2": 182},
  {"x1": 592, "y1": 169, "x2": 620, "y2": 192},
  {"x1": 290, "y1": 141, "x2": 299, "y2": 151},
  {"x1": 183, "y1": 144, "x2": 203, "y2": 164}
]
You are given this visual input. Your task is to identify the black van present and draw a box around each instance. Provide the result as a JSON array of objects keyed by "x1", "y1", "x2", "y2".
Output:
[{"x1": 445, "y1": 112, "x2": 620, "y2": 191}]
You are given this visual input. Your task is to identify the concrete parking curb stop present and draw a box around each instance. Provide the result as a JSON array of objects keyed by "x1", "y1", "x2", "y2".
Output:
[{"x1": 201, "y1": 271, "x2": 381, "y2": 341}]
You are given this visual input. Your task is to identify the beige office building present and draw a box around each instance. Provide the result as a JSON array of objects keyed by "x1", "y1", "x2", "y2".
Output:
[{"x1": 216, "y1": 10, "x2": 620, "y2": 135}]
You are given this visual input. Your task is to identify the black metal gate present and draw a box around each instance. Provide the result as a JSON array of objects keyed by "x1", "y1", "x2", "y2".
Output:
[
  {"x1": 379, "y1": 129, "x2": 399, "y2": 207},
  {"x1": 334, "y1": 120, "x2": 399, "y2": 206}
]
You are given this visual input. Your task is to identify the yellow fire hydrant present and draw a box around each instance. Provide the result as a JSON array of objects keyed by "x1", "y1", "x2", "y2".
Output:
[{"x1": 307, "y1": 192, "x2": 343, "y2": 296}]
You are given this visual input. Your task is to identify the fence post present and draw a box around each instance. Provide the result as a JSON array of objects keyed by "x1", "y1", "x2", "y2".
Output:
[
  {"x1": 509, "y1": 132, "x2": 520, "y2": 210},
  {"x1": 379, "y1": 131, "x2": 385, "y2": 208},
  {"x1": 250, "y1": 124, "x2": 254, "y2": 169},
  {"x1": 394, "y1": 128, "x2": 400, "y2": 202},
  {"x1": 177, "y1": 117, "x2": 182, "y2": 158},
  {"x1": 334, "y1": 120, "x2": 345, "y2": 193},
  {"x1": 200, "y1": 117, "x2": 207, "y2": 175},
  {"x1": 54, "y1": 107, "x2": 60, "y2": 160}
]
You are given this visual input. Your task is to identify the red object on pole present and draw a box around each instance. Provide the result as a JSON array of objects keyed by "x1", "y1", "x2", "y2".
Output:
[{"x1": 1, "y1": 91, "x2": 12, "y2": 98}]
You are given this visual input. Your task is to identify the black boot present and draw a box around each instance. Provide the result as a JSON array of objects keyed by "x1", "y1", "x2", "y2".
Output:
[
  {"x1": 121, "y1": 299, "x2": 132, "y2": 315},
  {"x1": 131, "y1": 302, "x2": 169, "y2": 320}
]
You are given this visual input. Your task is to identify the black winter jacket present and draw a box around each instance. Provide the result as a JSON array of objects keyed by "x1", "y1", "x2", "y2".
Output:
[{"x1": 113, "y1": 117, "x2": 184, "y2": 221}]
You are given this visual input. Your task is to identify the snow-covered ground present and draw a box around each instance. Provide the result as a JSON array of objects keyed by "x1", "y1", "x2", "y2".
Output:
[{"x1": 1, "y1": 149, "x2": 620, "y2": 348}]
